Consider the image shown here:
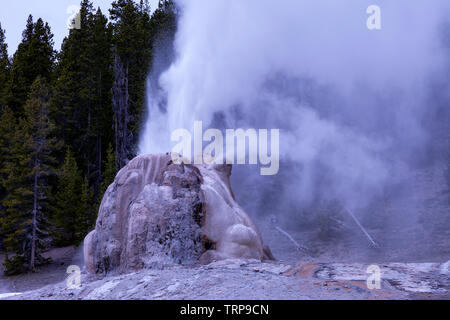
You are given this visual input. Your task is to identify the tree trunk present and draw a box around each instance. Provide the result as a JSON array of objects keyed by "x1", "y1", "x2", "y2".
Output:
[
  {"x1": 123, "y1": 62, "x2": 129, "y2": 168},
  {"x1": 112, "y1": 55, "x2": 131, "y2": 170}
]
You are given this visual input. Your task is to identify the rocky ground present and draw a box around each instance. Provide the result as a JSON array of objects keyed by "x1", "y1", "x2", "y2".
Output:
[{"x1": 1, "y1": 258, "x2": 448, "y2": 300}]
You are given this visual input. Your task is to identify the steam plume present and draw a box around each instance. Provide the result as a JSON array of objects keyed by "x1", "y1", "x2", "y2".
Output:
[{"x1": 139, "y1": 0, "x2": 449, "y2": 226}]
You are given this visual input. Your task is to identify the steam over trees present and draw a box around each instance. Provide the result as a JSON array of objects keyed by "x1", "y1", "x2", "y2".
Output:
[{"x1": 0, "y1": 0, "x2": 177, "y2": 274}]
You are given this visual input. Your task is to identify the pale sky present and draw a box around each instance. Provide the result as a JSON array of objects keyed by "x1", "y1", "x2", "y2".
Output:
[{"x1": 0, "y1": 0, "x2": 159, "y2": 54}]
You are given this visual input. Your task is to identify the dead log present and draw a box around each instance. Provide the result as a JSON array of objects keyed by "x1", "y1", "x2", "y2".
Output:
[
  {"x1": 344, "y1": 207, "x2": 379, "y2": 248},
  {"x1": 275, "y1": 226, "x2": 309, "y2": 253}
]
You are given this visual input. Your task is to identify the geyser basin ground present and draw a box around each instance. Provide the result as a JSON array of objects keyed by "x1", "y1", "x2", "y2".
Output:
[{"x1": 2, "y1": 259, "x2": 449, "y2": 300}]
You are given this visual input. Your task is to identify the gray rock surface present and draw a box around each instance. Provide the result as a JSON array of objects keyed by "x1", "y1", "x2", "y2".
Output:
[
  {"x1": 2, "y1": 260, "x2": 303, "y2": 300},
  {"x1": 3, "y1": 260, "x2": 449, "y2": 300},
  {"x1": 84, "y1": 154, "x2": 273, "y2": 275}
]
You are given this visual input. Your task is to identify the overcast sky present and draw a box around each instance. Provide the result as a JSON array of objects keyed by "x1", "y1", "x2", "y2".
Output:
[{"x1": 0, "y1": 0, "x2": 159, "y2": 54}]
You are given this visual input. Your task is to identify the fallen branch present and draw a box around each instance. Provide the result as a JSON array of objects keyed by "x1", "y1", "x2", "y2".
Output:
[
  {"x1": 344, "y1": 207, "x2": 379, "y2": 248},
  {"x1": 275, "y1": 226, "x2": 309, "y2": 253}
]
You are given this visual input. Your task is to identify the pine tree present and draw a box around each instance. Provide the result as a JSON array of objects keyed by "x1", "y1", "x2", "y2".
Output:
[
  {"x1": 76, "y1": 176, "x2": 96, "y2": 244},
  {"x1": 0, "y1": 22, "x2": 10, "y2": 110},
  {"x1": 50, "y1": 149, "x2": 82, "y2": 246},
  {"x1": 85, "y1": 7, "x2": 114, "y2": 194},
  {"x1": 100, "y1": 143, "x2": 117, "y2": 199},
  {"x1": 51, "y1": 1, "x2": 113, "y2": 196},
  {"x1": 110, "y1": 0, "x2": 154, "y2": 167},
  {"x1": 51, "y1": 2, "x2": 95, "y2": 159},
  {"x1": 0, "y1": 107, "x2": 16, "y2": 250},
  {"x1": 51, "y1": 151, "x2": 97, "y2": 246},
  {"x1": 1, "y1": 77, "x2": 58, "y2": 274},
  {"x1": 6, "y1": 16, "x2": 55, "y2": 117},
  {"x1": 0, "y1": 108, "x2": 16, "y2": 186}
]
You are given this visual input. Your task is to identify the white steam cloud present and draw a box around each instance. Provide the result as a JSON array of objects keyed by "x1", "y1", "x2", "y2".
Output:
[{"x1": 139, "y1": 0, "x2": 449, "y2": 214}]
